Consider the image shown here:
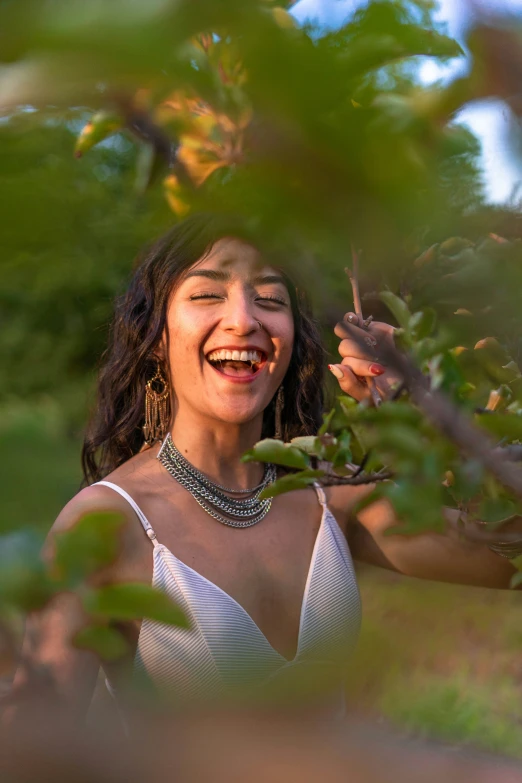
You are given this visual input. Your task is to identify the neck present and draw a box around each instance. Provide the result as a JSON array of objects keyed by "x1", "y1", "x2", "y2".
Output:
[{"x1": 168, "y1": 410, "x2": 265, "y2": 490}]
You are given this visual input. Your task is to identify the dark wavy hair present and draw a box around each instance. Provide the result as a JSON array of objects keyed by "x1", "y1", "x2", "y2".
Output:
[{"x1": 82, "y1": 214, "x2": 325, "y2": 484}]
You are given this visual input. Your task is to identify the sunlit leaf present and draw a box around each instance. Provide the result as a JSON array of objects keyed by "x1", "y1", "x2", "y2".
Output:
[
  {"x1": 290, "y1": 436, "x2": 320, "y2": 454},
  {"x1": 242, "y1": 439, "x2": 310, "y2": 469},
  {"x1": 74, "y1": 111, "x2": 124, "y2": 158},
  {"x1": 164, "y1": 173, "x2": 190, "y2": 215},
  {"x1": 259, "y1": 469, "x2": 325, "y2": 499}
]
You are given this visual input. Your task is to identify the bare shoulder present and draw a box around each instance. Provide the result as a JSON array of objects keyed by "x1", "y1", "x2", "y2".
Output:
[
  {"x1": 47, "y1": 448, "x2": 162, "y2": 566},
  {"x1": 50, "y1": 482, "x2": 136, "y2": 540}
]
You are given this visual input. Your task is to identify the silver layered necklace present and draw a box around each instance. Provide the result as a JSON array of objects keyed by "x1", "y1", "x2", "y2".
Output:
[{"x1": 157, "y1": 433, "x2": 277, "y2": 528}]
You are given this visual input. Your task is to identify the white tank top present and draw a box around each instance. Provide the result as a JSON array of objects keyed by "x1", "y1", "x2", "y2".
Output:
[{"x1": 96, "y1": 480, "x2": 361, "y2": 705}]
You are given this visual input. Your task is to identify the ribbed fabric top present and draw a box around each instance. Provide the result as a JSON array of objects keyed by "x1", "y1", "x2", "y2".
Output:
[{"x1": 96, "y1": 480, "x2": 361, "y2": 704}]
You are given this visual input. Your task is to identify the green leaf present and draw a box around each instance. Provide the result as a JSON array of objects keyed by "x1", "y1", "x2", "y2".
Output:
[
  {"x1": 259, "y1": 469, "x2": 325, "y2": 499},
  {"x1": 510, "y1": 554, "x2": 522, "y2": 572},
  {"x1": 290, "y1": 436, "x2": 320, "y2": 455},
  {"x1": 478, "y1": 498, "x2": 517, "y2": 525},
  {"x1": 74, "y1": 111, "x2": 124, "y2": 158},
  {"x1": 439, "y1": 237, "x2": 474, "y2": 255},
  {"x1": 376, "y1": 423, "x2": 426, "y2": 460},
  {"x1": 242, "y1": 439, "x2": 310, "y2": 469},
  {"x1": 54, "y1": 512, "x2": 125, "y2": 586},
  {"x1": 83, "y1": 583, "x2": 189, "y2": 627},
  {"x1": 318, "y1": 408, "x2": 335, "y2": 436},
  {"x1": 73, "y1": 625, "x2": 128, "y2": 661},
  {"x1": 408, "y1": 308, "x2": 436, "y2": 340},
  {"x1": 451, "y1": 461, "x2": 484, "y2": 503},
  {"x1": 473, "y1": 338, "x2": 519, "y2": 385},
  {"x1": 379, "y1": 291, "x2": 411, "y2": 329},
  {"x1": 476, "y1": 412, "x2": 522, "y2": 443},
  {"x1": 510, "y1": 570, "x2": 522, "y2": 589},
  {"x1": 383, "y1": 480, "x2": 446, "y2": 535},
  {"x1": 332, "y1": 430, "x2": 352, "y2": 469},
  {"x1": 0, "y1": 531, "x2": 55, "y2": 612}
]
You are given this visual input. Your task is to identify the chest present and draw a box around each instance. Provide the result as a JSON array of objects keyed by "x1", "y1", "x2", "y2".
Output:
[{"x1": 124, "y1": 488, "x2": 329, "y2": 658}]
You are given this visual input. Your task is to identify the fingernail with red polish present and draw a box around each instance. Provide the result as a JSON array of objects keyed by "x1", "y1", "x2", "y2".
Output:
[
  {"x1": 328, "y1": 364, "x2": 344, "y2": 379},
  {"x1": 369, "y1": 363, "x2": 385, "y2": 376}
]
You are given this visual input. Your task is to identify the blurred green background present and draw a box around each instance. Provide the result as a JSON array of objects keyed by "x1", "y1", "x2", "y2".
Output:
[{"x1": 1, "y1": 0, "x2": 522, "y2": 759}]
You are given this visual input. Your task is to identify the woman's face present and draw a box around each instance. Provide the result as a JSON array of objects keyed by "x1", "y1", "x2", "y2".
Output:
[{"x1": 163, "y1": 237, "x2": 295, "y2": 427}]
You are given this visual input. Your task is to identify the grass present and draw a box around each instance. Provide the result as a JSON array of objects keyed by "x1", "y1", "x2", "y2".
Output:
[
  {"x1": 352, "y1": 566, "x2": 522, "y2": 758},
  {"x1": 2, "y1": 402, "x2": 522, "y2": 757},
  {"x1": 0, "y1": 400, "x2": 82, "y2": 533}
]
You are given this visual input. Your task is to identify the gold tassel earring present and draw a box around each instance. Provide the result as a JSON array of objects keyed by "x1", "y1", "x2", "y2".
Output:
[
  {"x1": 143, "y1": 360, "x2": 170, "y2": 446},
  {"x1": 274, "y1": 385, "x2": 285, "y2": 441}
]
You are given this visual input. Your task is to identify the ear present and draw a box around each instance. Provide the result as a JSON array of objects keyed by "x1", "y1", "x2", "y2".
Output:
[{"x1": 154, "y1": 329, "x2": 168, "y2": 363}]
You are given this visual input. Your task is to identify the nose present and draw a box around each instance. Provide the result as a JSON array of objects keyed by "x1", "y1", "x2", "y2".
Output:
[{"x1": 221, "y1": 289, "x2": 260, "y2": 336}]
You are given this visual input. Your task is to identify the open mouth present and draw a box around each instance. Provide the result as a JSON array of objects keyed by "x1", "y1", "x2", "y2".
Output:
[{"x1": 206, "y1": 348, "x2": 267, "y2": 379}]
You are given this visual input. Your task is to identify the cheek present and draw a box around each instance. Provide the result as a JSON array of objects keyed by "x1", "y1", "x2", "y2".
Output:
[
  {"x1": 167, "y1": 303, "x2": 208, "y2": 355},
  {"x1": 165, "y1": 306, "x2": 210, "y2": 391},
  {"x1": 272, "y1": 318, "x2": 295, "y2": 373}
]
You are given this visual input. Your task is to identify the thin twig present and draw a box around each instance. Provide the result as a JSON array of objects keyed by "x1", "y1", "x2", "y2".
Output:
[
  {"x1": 322, "y1": 469, "x2": 394, "y2": 486},
  {"x1": 351, "y1": 451, "x2": 369, "y2": 478},
  {"x1": 345, "y1": 245, "x2": 382, "y2": 407}
]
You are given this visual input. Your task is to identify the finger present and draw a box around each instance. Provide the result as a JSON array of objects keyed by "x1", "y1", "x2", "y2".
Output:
[
  {"x1": 340, "y1": 357, "x2": 386, "y2": 377},
  {"x1": 334, "y1": 313, "x2": 362, "y2": 339},
  {"x1": 328, "y1": 363, "x2": 370, "y2": 401},
  {"x1": 366, "y1": 320, "x2": 395, "y2": 341},
  {"x1": 334, "y1": 318, "x2": 369, "y2": 341},
  {"x1": 343, "y1": 312, "x2": 362, "y2": 328},
  {"x1": 338, "y1": 335, "x2": 379, "y2": 362}
]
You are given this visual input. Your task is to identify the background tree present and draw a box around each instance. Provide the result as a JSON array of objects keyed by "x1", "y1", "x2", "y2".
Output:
[{"x1": 2, "y1": 0, "x2": 522, "y2": 758}]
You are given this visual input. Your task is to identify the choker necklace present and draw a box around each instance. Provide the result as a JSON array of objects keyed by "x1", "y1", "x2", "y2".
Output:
[{"x1": 157, "y1": 433, "x2": 277, "y2": 528}]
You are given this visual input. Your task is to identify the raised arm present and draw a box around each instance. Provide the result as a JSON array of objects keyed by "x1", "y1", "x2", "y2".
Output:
[
  {"x1": 347, "y1": 490, "x2": 517, "y2": 589},
  {"x1": 331, "y1": 311, "x2": 520, "y2": 590}
]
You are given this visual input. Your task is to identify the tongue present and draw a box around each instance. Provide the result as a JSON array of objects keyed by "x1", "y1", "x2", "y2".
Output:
[{"x1": 217, "y1": 360, "x2": 255, "y2": 377}]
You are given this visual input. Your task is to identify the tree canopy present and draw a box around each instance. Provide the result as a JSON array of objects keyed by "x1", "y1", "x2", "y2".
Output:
[{"x1": 2, "y1": 0, "x2": 522, "y2": 691}]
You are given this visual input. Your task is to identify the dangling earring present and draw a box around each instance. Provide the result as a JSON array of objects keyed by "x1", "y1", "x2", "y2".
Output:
[
  {"x1": 143, "y1": 360, "x2": 170, "y2": 446},
  {"x1": 274, "y1": 385, "x2": 285, "y2": 441}
]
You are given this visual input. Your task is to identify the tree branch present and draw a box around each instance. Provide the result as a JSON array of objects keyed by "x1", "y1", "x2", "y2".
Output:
[{"x1": 345, "y1": 245, "x2": 382, "y2": 408}]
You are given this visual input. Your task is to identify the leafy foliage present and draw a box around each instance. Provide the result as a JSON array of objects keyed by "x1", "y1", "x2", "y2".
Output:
[{"x1": 1, "y1": 0, "x2": 522, "y2": 674}]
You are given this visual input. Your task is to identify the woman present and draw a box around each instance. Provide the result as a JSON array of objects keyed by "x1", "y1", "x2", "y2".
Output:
[{"x1": 6, "y1": 214, "x2": 519, "y2": 720}]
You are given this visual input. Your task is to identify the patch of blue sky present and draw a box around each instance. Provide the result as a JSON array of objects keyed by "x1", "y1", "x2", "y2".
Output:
[{"x1": 291, "y1": 0, "x2": 522, "y2": 205}]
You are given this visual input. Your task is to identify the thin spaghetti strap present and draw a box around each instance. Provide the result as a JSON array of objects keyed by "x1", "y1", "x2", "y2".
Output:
[
  {"x1": 313, "y1": 481, "x2": 327, "y2": 508},
  {"x1": 94, "y1": 480, "x2": 159, "y2": 547}
]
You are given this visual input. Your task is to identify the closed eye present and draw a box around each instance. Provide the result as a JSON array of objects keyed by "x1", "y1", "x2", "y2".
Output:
[
  {"x1": 189, "y1": 292, "x2": 223, "y2": 301},
  {"x1": 189, "y1": 292, "x2": 287, "y2": 306},
  {"x1": 256, "y1": 295, "x2": 287, "y2": 306}
]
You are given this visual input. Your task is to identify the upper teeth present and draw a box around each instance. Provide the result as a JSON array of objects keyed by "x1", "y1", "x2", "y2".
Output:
[{"x1": 207, "y1": 349, "x2": 262, "y2": 363}]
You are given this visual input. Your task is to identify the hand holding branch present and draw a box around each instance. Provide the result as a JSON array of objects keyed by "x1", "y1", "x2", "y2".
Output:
[{"x1": 329, "y1": 247, "x2": 403, "y2": 404}]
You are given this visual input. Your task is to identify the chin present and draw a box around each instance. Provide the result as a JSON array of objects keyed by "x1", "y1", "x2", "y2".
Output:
[{"x1": 207, "y1": 401, "x2": 268, "y2": 427}]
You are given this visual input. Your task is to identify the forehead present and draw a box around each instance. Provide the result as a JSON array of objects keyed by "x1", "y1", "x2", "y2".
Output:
[{"x1": 191, "y1": 237, "x2": 277, "y2": 276}]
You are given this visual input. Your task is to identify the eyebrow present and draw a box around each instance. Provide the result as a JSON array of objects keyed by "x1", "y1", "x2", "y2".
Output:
[
  {"x1": 184, "y1": 269, "x2": 286, "y2": 287},
  {"x1": 184, "y1": 269, "x2": 229, "y2": 282}
]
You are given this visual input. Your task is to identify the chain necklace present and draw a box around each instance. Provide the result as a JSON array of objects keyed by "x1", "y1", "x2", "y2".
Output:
[{"x1": 157, "y1": 433, "x2": 277, "y2": 528}]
